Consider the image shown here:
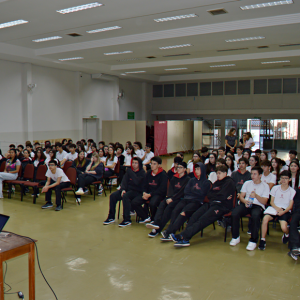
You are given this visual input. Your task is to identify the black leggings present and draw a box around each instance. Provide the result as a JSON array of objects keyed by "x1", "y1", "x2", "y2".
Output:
[{"x1": 289, "y1": 212, "x2": 300, "y2": 250}]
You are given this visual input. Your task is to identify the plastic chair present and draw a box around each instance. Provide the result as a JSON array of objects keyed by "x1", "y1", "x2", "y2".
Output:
[{"x1": 63, "y1": 161, "x2": 73, "y2": 173}]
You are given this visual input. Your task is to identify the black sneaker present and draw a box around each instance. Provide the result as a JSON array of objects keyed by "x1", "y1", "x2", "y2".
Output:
[
  {"x1": 258, "y1": 239, "x2": 266, "y2": 250},
  {"x1": 55, "y1": 205, "x2": 62, "y2": 211},
  {"x1": 288, "y1": 251, "x2": 298, "y2": 261},
  {"x1": 119, "y1": 221, "x2": 131, "y2": 227},
  {"x1": 41, "y1": 202, "x2": 53, "y2": 209},
  {"x1": 282, "y1": 234, "x2": 289, "y2": 244},
  {"x1": 148, "y1": 229, "x2": 158, "y2": 238},
  {"x1": 103, "y1": 218, "x2": 115, "y2": 225},
  {"x1": 291, "y1": 248, "x2": 300, "y2": 256},
  {"x1": 160, "y1": 230, "x2": 172, "y2": 241}
]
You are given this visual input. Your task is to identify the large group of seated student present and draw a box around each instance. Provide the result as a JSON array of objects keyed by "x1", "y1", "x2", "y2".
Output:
[{"x1": 1, "y1": 137, "x2": 300, "y2": 261}]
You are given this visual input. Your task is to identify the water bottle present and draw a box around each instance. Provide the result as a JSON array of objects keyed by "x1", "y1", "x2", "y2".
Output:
[{"x1": 248, "y1": 197, "x2": 254, "y2": 208}]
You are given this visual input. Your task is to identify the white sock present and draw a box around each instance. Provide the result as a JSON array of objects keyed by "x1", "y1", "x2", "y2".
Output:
[{"x1": 261, "y1": 238, "x2": 266, "y2": 241}]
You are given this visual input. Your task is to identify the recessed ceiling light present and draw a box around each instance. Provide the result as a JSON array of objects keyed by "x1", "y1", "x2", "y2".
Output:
[
  {"x1": 165, "y1": 68, "x2": 188, "y2": 71},
  {"x1": 125, "y1": 71, "x2": 146, "y2": 74},
  {"x1": 0, "y1": 19, "x2": 28, "y2": 29},
  {"x1": 87, "y1": 26, "x2": 121, "y2": 34},
  {"x1": 226, "y1": 36, "x2": 265, "y2": 42},
  {"x1": 240, "y1": 0, "x2": 293, "y2": 10},
  {"x1": 154, "y1": 14, "x2": 198, "y2": 22},
  {"x1": 159, "y1": 44, "x2": 192, "y2": 50},
  {"x1": 261, "y1": 60, "x2": 290, "y2": 64},
  {"x1": 57, "y1": 2, "x2": 103, "y2": 14},
  {"x1": 210, "y1": 64, "x2": 236, "y2": 68},
  {"x1": 117, "y1": 58, "x2": 140, "y2": 62},
  {"x1": 120, "y1": 73, "x2": 127, "y2": 76},
  {"x1": 104, "y1": 51, "x2": 133, "y2": 55},
  {"x1": 32, "y1": 36, "x2": 62, "y2": 43},
  {"x1": 58, "y1": 57, "x2": 84, "y2": 61}
]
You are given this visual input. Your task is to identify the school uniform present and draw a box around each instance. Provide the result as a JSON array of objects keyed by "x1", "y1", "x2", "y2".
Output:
[
  {"x1": 152, "y1": 173, "x2": 190, "y2": 232},
  {"x1": 0, "y1": 159, "x2": 21, "y2": 198},
  {"x1": 264, "y1": 185, "x2": 295, "y2": 222},
  {"x1": 44, "y1": 168, "x2": 70, "y2": 207},
  {"x1": 179, "y1": 176, "x2": 235, "y2": 241},
  {"x1": 72, "y1": 159, "x2": 90, "y2": 176},
  {"x1": 108, "y1": 158, "x2": 145, "y2": 222},
  {"x1": 234, "y1": 154, "x2": 243, "y2": 163},
  {"x1": 131, "y1": 167, "x2": 168, "y2": 220},
  {"x1": 66, "y1": 152, "x2": 78, "y2": 161},
  {"x1": 164, "y1": 163, "x2": 211, "y2": 236},
  {"x1": 56, "y1": 150, "x2": 68, "y2": 164},
  {"x1": 231, "y1": 180, "x2": 270, "y2": 243},
  {"x1": 261, "y1": 172, "x2": 277, "y2": 186},
  {"x1": 231, "y1": 170, "x2": 251, "y2": 194},
  {"x1": 143, "y1": 151, "x2": 154, "y2": 165},
  {"x1": 104, "y1": 156, "x2": 118, "y2": 178}
]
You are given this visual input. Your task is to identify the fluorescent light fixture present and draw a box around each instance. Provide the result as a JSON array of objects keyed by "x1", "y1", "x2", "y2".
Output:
[
  {"x1": 240, "y1": 0, "x2": 293, "y2": 10},
  {"x1": 104, "y1": 51, "x2": 133, "y2": 55},
  {"x1": 57, "y1": 2, "x2": 103, "y2": 14},
  {"x1": 120, "y1": 73, "x2": 127, "y2": 76},
  {"x1": 58, "y1": 57, "x2": 84, "y2": 61},
  {"x1": 210, "y1": 64, "x2": 236, "y2": 68},
  {"x1": 0, "y1": 19, "x2": 28, "y2": 29},
  {"x1": 32, "y1": 36, "x2": 62, "y2": 43},
  {"x1": 159, "y1": 44, "x2": 192, "y2": 50},
  {"x1": 165, "y1": 68, "x2": 188, "y2": 71},
  {"x1": 117, "y1": 58, "x2": 140, "y2": 62},
  {"x1": 261, "y1": 60, "x2": 290, "y2": 64},
  {"x1": 226, "y1": 36, "x2": 265, "y2": 42},
  {"x1": 154, "y1": 14, "x2": 198, "y2": 22},
  {"x1": 125, "y1": 71, "x2": 146, "y2": 74},
  {"x1": 87, "y1": 26, "x2": 121, "y2": 34}
]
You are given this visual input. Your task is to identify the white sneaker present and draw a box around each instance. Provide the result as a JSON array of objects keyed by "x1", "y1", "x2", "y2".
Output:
[
  {"x1": 229, "y1": 237, "x2": 240, "y2": 246},
  {"x1": 76, "y1": 198, "x2": 81, "y2": 205},
  {"x1": 246, "y1": 241, "x2": 257, "y2": 251},
  {"x1": 75, "y1": 188, "x2": 84, "y2": 195},
  {"x1": 139, "y1": 217, "x2": 151, "y2": 224}
]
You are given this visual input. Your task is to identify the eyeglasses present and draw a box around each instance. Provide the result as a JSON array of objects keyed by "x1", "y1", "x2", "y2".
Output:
[
  {"x1": 177, "y1": 166, "x2": 184, "y2": 169},
  {"x1": 281, "y1": 177, "x2": 290, "y2": 180},
  {"x1": 48, "y1": 164, "x2": 56, "y2": 167}
]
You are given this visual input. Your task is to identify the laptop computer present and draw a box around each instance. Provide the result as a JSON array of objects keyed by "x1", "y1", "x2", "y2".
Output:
[{"x1": 0, "y1": 214, "x2": 10, "y2": 234}]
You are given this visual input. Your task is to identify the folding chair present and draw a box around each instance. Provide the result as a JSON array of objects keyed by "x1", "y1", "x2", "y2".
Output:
[{"x1": 61, "y1": 167, "x2": 77, "y2": 208}]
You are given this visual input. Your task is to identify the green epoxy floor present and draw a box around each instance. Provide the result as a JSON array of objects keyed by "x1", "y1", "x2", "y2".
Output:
[{"x1": 1, "y1": 153, "x2": 299, "y2": 300}]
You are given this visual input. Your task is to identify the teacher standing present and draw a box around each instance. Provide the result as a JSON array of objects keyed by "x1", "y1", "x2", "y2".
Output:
[{"x1": 225, "y1": 128, "x2": 237, "y2": 154}]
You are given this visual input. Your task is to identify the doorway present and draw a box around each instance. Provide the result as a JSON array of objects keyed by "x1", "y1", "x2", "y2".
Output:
[{"x1": 83, "y1": 118, "x2": 99, "y2": 142}]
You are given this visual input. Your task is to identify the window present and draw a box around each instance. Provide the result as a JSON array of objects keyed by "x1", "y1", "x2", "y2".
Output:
[
  {"x1": 187, "y1": 83, "x2": 198, "y2": 96},
  {"x1": 268, "y1": 79, "x2": 282, "y2": 94},
  {"x1": 200, "y1": 82, "x2": 211, "y2": 96},
  {"x1": 164, "y1": 84, "x2": 174, "y2": 97},
  {"x1": 225, "y1": 81, "x2": 237, "y2": 95},
  {"x1": 254, "y1": 79, "x2": 267, "y2": 94},
  {"x1": 283, "y1": 78, "x2": 297, "y2": 94},
  {"x1": 175, "y1": 83, "x2": 186, "y2": 97},
  {"x1": 238, "y1": 80, "x2": 250, "y2": 95},
  {"x1": 212, "y1": 81, "x2": 223, "y2": 96},
  {"x1": 153, "y1": 85, "x2": 163, "y2": 97}
]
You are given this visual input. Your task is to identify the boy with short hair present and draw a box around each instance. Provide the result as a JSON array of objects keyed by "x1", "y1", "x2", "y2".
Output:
[
  {"x1": 286, "y1": 150, "x2": 297, "y2": 167},
  {"x1": 171, "y1": 165, "x2": 235, "y2": 247},
  {"x1": 218, "y1": 147, "x2": 226, "y2": 159},
  {"x1": 259, "y1": 171, "x2": 295, "y2": 250},
  {"x1": 41, "y1": 160, "x2": 70, "y2": 211},
  {"x1": 270, "y1": 149, "x2": 278, "y2": 159},
  {"x1": 230, "y1": 166, "x2": 270, "y2": 251},
  {"x1": 66, "y1": 144, "x2": 78, "y2": 161},
  {"x1": 26, "y1": 144, "x2": 35, "y2": 158},
  {"x1": 254, "y1": 149, "x2": 261, "y2": 159},
  {"x1": 167, "y1": 157, "x2": 183, "y2": 180},
  {"x1": 208, "y1": 158, "x2": 226, "y2": 184},
  {"x1": 131, "y1": 156, "x2": 168, "y2": 223},
  {"x1": 44, "y1": 145, "x2": 51, "y2": 160},
  {"x1": 56, "y1": 142, "x2": 68, "y2": 167},
  {"x1": 200, "y1": 147, "x2": 209, "y2": 163},
  {"x1": 142, "y1": 144, "x2": 154, "y2": 170},
  {"x1": 231, "y1": 157, "x2": 251, "y2": 200}
]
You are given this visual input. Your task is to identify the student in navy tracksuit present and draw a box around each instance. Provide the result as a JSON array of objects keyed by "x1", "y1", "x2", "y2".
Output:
[
  {"x1": 161, "y1": 162, "x2": 211, "y2": 241},
  {"x1": 288, "y1": 188, "x2": 300, "y2": 260},
  {"x1": 131, "y1": 156, "x2": 168, "y2": 223},
  {"x1": 103, "y1": 157, "x2": 145, "y2": 227},
  {"x1": 171, "y1": 165, "x2": 235, "y2": 247},
  {"x1": 167, "y1": 157, "x2": 183, "y2": 180},
  {"x1": 146, "y1": 161, "x2": 190, "y2": 237}
]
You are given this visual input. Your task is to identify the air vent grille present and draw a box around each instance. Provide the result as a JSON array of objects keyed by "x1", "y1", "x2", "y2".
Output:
[
  {"x1": 163, "y1": 53, "x2": 190, "y2": 57},
  {"x1": 217, "y1": 48, "x2": 248, "y2": 52},
  {"x1": 67, "y1": 33, "x2": 82, "y2": 37},
  {"x1": 279, "y1": 43, "x2": 300, "y2": 47},
  {"x1": 257, "y1": 46, "x2": 269, "y2": 48}
]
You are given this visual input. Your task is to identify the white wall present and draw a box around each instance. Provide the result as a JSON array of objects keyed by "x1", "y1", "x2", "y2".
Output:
[{"x1": 0, "y1": 60, "x2": 151, "y2": 152}]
